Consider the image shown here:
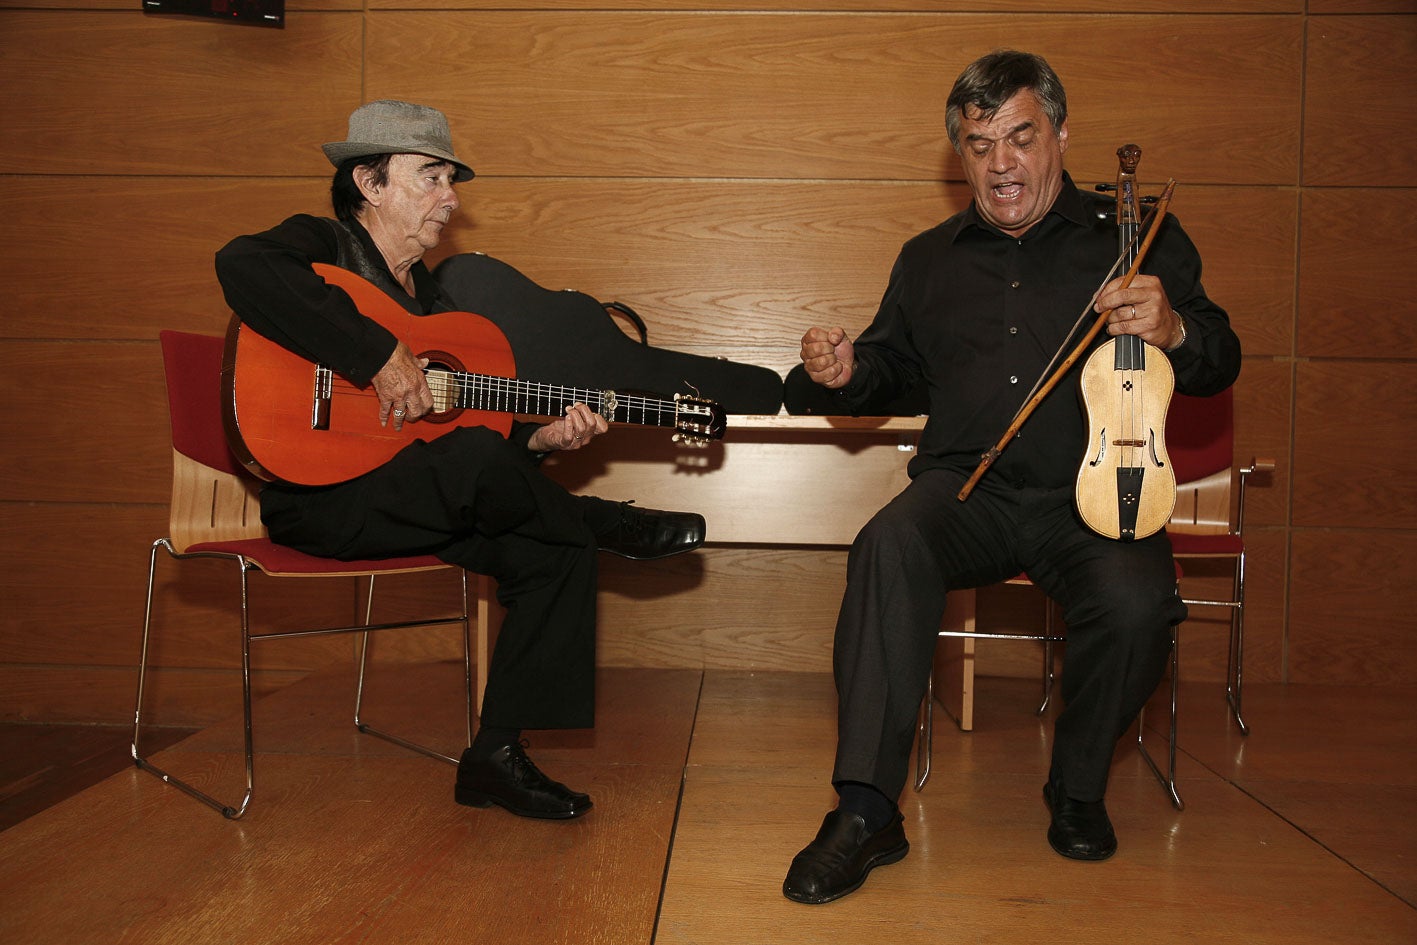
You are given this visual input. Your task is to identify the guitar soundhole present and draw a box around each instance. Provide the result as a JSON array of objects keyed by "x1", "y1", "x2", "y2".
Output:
[{"x1": 422, "y1": 349, "x2": 465, "y2": 424}]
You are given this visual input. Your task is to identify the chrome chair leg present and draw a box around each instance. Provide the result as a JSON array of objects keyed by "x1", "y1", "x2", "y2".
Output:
[
  {"x1": 914, "y1": 674, "x2": 935, "y2": 791},
  {"x1": 1137, "y1": 627, "x2": 1184, "y2": 810},
  {"x1": 1226, "y1": 552, "x2": 1250, "y2": 735},
  {"x1": 133, "y1": 541, "x2": 254, "y2": 819},
  {"x1": 353, "y1": 573, "x2": 471, "y2": 766},
  {"x1": 1036, "y1": 604, "x2": 1057, "y2": 716}
]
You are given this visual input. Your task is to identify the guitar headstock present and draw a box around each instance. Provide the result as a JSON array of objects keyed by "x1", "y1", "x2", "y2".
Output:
[{"x1": 671, "y1": 394, "x2": 727, "y2": 447}]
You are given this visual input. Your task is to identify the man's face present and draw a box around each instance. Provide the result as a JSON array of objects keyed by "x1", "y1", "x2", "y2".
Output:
[
  {"x1": 956, "y1": 89, "x2": 1069, "y2": 237},
  {"x1": 362, "y1": 152, "x2": 461, "y2": 256}
]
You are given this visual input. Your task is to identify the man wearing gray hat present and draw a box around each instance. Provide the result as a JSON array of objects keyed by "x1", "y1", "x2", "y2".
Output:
[{"x1": 215, "y1": 100, "x2": 707, "y2": 820}]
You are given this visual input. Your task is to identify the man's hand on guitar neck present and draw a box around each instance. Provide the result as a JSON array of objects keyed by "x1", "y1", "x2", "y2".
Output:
[
  {"x1": 527, "y1": 403, "x2": 609, "y2": 453},
  {"x1": 374, "y1": 341, "x2": 434, "y2": 431}
]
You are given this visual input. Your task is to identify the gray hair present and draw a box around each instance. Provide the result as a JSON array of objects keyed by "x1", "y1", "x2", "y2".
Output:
[{"x1": 944, "y1": 50, "x2": 1068, "y2": 152}]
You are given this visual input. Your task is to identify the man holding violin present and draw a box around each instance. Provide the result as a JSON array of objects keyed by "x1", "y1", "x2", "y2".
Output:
[{"x1": 783, "y1": 50, "x2": 1241, "y2": 904}]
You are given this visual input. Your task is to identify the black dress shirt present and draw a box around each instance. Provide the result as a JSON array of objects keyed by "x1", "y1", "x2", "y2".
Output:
[
  {"x1": 835, "y1": 173, "x2": 1242, "y2": 491},
  {"x1": 215, "y1": 214, "x2": 443, "y2": 386}
]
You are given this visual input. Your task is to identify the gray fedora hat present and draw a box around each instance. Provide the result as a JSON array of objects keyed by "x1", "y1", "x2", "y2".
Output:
[{"x1": 322, "y1": 100, "x2": 474, "y2": 182}]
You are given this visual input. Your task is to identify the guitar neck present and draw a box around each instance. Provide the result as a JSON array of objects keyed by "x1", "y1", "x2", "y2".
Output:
[{"x1": 433, "y1": 370, "x2": 680, "y2": 429}]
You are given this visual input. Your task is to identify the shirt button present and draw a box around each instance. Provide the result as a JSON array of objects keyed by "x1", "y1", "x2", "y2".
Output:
[
  {"x1": 1009, "y1": 375, "x2": 1019, "y2": 384},
  {"x1": 1009, "y1": 326, "x2": 1018, "y2": 334},
  {"x1": 1010, "y1": 281, "x2": 1021, "y2": 289}
]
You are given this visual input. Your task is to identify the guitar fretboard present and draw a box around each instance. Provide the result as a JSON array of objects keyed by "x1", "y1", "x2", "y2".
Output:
[{"x1": 428, "y1": 368, "x2": 680, "y2": 429}]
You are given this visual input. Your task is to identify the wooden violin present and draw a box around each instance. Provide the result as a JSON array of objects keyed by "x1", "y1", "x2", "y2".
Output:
[
  {"x1": 1073, "y1": 144, "x2": 1176, "y2": 540},
  {"x1": 956, "y1": 164, "x2": 1176, "y2": 508}
]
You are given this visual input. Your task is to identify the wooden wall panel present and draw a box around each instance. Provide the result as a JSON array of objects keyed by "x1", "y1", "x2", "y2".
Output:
[
  {"x1": 0, "y1": 11, "x2": 364, "y2": 177},
  {"x1": 427, "y1": 181, "x2": 1295, "y2": 372},
  {"x1": 5, "y1": 171, "x2": 1293, "y2": 375},
  {"x1": 1289, "y1": 529, "x2": 1417, "y2": 687},
  {"x1": 1298, "y1": 188, "x2": 1417, "y2": 359},
  {"x1": 1310, "y1": 1, "x2": 1416, "y2": 12},
  {"x1": 0, "y1": 504, "x2": 355, "y2": 671},
  {"x1": 1, "y1": 4, "x2": 1413, "y2": 717},
  {"x1": 1303, "y1": 15, "x2": 1417, "y2": 187},
  {"x1": 0, "y1": 342, "x2": 169, "y2": 503},
  {"x1": 595, "y1": 546, "x2": 840, "y2": 674},
  {"x1": 1231, "y1": 357, "x2": 1292, "y2": 528},
  {"x1": 1292, "y1": 360, "x2": 1417, "y2": 530},
  {"x1": 1224, "y1": 527, "x2": 1287, "y2": 685},
  {"x1": 0, "y1": 0, "x2": 354, "y2": 8},
  {"x1": 366, "y1": 12, "x2": 1301, "y2": 185},
  {"x1": 0, "y1": 664, "x2": 308, "y2": 726},
  {"x1": 371, "y1": 1, "x2": 1302, "y2": 15},
  {"x1": 431, "y1": 179, "x2": 961, "y2": 370},
  {"x1": 4, "y1": 178, "x2": 330, "y2": 338},
  {"x1": 1168, "y1": 187, "x2": 1296, "y2": 359}
]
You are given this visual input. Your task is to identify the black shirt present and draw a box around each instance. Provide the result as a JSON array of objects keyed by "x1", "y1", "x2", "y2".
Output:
[
  {"x1": 835, "y1": 173, "x2": 1242, "y2": 491},
  {"x1": 214, "y1": 214, "x2": 444, "y2": 386}
]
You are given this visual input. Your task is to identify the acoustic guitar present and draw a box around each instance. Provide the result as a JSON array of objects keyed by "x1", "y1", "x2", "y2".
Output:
[{"x1": 221, "y1": 264, "x2": 727, "y2": 486}]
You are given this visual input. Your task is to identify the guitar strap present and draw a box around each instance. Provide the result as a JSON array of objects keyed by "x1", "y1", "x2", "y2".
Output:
[{"x1": 325, "y1": 218, "x2": 433, "y2": 317}]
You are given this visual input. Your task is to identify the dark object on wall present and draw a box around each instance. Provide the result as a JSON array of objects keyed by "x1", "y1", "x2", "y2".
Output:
[
  {"x1": 434, "y1": 252, "x2": 784, "y2": 415},
  {"x1": 141, "y1": 0, "x2": 283, "y2": 28}
]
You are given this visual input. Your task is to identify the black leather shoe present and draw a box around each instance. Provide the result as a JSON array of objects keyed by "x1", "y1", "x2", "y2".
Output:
[
  {"x1": 782, "y1": 810, "x2": 909, "y2": 904},
  {"x1": 597, "y1": 502, "x2": 706, "y2": 560},
  {"x1": 454, "y1": 742, "x2": 592, "y2": 819},
  {"x1": 1043, "y1": 780, "x2": 1117, "y2": 860}
]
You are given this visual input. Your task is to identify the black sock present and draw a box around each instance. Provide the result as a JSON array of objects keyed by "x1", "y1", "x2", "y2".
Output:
[
  {"x1": 836, "y1": 781, "x2": 898, "y2": 833},
  {"x1": 470, "y1": 726, "x2": 521, "y2": 758}
]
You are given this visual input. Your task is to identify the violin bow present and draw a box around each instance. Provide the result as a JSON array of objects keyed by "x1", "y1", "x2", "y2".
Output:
[{"x1": 956, "y1": 178, "x2": 1177, "y2": 502}]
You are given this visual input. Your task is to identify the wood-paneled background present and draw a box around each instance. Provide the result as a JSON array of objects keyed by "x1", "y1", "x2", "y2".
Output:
[{"x1": 2, "y1": 0, "x2": 1414, "y2": 725}]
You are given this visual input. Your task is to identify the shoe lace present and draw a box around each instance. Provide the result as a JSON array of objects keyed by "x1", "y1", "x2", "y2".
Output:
[
  {"x1": 504, "y1": 738, "x2": 548, "y2": 786},
  {"x1": 616, "y1": 501, "x2": 650, "y2": 538}
]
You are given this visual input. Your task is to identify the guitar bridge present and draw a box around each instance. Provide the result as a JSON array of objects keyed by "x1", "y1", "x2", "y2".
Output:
[{"x1": 312, "y1": 364, "x2": 332, "y2": 431}]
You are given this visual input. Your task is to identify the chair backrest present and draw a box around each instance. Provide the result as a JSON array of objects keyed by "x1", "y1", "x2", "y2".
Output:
[
  {"x1": 1166, "y1": 387, "x2": 1235, "y2": 535},
  {"x1": 158, "y1": 330, "x2": 267, "y2": 553}
]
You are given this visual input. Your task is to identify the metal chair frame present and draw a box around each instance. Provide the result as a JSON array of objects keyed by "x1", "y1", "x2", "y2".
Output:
[
  {"x1": 1171, "y1": 459, "x2": 1271, "y2": 736},
  {"x1": 131, "y1": 330, "x2": 476, "y2": 820},
  {"x1": 132, "y1": 543, "x2": 472, "y2": 820},
  {"x1": 915, "y1": 586, "x2": 1183, "y2": 809},
  {"x1": 913, "y1": 390, "x2": 1271, "y2": 811}
]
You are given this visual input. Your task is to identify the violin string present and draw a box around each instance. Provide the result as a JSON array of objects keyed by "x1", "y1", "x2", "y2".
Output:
[{"x1": 1010, "y1": 202, "x2": 1158, "y2": 422}]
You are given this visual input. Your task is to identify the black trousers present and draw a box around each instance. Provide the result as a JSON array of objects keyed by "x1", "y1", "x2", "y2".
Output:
[
  {"x1": 259, "y1": 426, "x2": 621, "y2": 732},
  {"x1": 832, "y1": 466, "x2": 1185, "y2": 803}
]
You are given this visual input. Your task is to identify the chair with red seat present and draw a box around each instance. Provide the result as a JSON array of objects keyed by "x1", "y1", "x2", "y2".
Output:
[
  {"x1": 1165, "y1": 386, "x2": 1274, "y2": 736},
  {"x1": 131, "y1": 330, "x2": 478, "y2": 819},
  {"x1": 916, "y1": 386, "x2": 1271, "y2": 809}
]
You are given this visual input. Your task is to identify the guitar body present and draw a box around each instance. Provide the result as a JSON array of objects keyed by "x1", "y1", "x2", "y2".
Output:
[
  {"x1": 224, "y1": 264, "x2": 726, "y2": 486},
  {"x1": 1074, "y1": 335, "x2": 1176, "y2": 541},
  {"x1": 223, "y1": 264, "x2": 518, "y2": 485}
]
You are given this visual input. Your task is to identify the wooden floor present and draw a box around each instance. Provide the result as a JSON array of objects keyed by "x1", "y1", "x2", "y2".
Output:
[{"x1": 1, "y1": 665, "x2": 1414, "y2": 944}]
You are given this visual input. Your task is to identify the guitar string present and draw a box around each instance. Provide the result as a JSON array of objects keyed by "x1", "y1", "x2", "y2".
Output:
[{"x1": 320, "y1": 371, "x2": 708, "y2": 423}]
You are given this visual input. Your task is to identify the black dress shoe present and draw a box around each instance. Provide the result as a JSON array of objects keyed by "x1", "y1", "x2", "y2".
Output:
[
  {"x1": 782, "y1": 810, "x2": 909, "y2": 904},
  {"x1": 454, "y1": 742, "x2": 592, "y2": 819},
  {"x1": 1043, "y1": 780, "x2": 1117, "y2": 860},
  {"x1": 597, "y1": 502, "x2": 706, "y2": 560}
]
